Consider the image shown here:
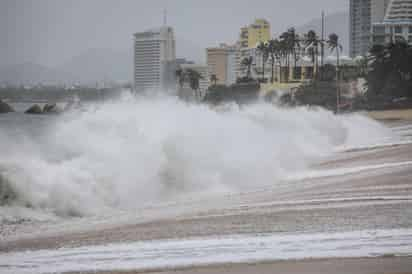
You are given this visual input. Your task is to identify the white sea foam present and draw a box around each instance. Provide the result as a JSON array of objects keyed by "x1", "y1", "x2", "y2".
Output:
[
  {"x1": 1, "y1": 228, "x2": 411, "y2": 274},
  {"x1": 0, "y1": 95, "x2": 399, "y2": 219}
]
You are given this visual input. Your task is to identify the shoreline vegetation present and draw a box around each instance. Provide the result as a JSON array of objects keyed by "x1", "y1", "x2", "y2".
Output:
[{"x1": 1, "y1": 33, "x2": 412, "y2": 114}]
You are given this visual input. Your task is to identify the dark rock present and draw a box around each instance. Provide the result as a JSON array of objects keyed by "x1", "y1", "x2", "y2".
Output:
[
  {"x1": 0, "y1": 100, "x2": 14, "y2": 113},
  {"x1": 43, "y1": 103, "x2": 60, "y2": 114},
  {"x1": 25, "y1": 104, "x2": 43, "y2": 114},
  {"x1": 0, "y1": 174, "x2": 17, "y2": 206}
]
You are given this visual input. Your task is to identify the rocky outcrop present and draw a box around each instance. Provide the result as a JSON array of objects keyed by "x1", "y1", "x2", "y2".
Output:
[
  {"x1": 0, "y1": 100, "x2": 14, "y2": 113},
  {"x1": 0, "y1": 174, "x2": 17, "y2": 206},
  {"x1": 25, "y1": 104, "x2": 43, "y2": 114},
  {"x1": 43, "y1": 103, "x2": 61, "y2": 114}
]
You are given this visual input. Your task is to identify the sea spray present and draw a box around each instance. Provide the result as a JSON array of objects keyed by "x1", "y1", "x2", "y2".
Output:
[{"x1": 0, "y1": 96, "x2": 394, "y2": 218}]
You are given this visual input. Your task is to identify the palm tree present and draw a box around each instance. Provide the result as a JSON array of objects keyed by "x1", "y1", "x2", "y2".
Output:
[
  {"x1": 257, "y1": 41, "x2": 269, "y2": 83},
  {"x1": 368, "y1": 40, "x2": 412, "y2": 96},
  {"x1": 304, "y1": 30, "x2": 319, "y2": 78},
  {"x1": 210, "y1": 74, "x2": 218, "y2": 86},
  {"x1": 186, "y1": 69, "x2": 203, "y2": 98},
  {"x1": 327, "y1": 33, "x2": 343, "y2": 113},
  {"x1": 289, "y1": 28, "x2": 301, "y2": 80},
  {"x1": 267, "y1": 39, "x2": 281, "y2": 83},
  {"x1": 280, "y1": 28, "x2": 301, "y2": 81},
  {"x1": 176, "y1": 68, "x2": 185, "y2": 88},
  {"x1": 241, "y1": 56, "x2": 254, "y2": 79}
]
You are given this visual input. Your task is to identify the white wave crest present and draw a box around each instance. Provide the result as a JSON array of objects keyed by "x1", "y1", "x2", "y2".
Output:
[{"x1": 0, "y1": 95, "x2": 395, "y2": 218}]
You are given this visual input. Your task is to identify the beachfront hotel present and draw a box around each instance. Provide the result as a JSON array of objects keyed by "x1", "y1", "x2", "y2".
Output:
[
  {"x1": 206, "y1": 44, "x2": 238, "y2": 86},
  {"x1": 237, "y1": 19, "x2": 271, "y2": 79},
  {"x1": 372, "y1": 0, "x2": 412, "y2": 45},
  {"x1": 133, "y1": 26, "x2": 176, "y2": 92}
]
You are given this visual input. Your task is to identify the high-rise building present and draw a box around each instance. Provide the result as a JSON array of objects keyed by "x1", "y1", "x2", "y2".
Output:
[
  {"x1": 350, "y1": 0, "x2": 391, "y2": 57},
  {"x1": 226, "y1": 47, "x2": 238, "y2": 85},
  {"x1": 350, "y1": 0, "x2": 372, "y2": 57},
  {"x1": 134, "y1": 26, "x2": 176, "y2": 92},
  {"x1": 206, "y1": 46, "x2": 228, "y2": 85},
  {"x1": 371, "y1": 0, "x2": 391, "y2": 23},
  {"x1": 206, "y1": 44, "x2": 240, "y2": 86},
  {"x1": 237, "y1": 19, "x2": 271, "y2": 78},
  {"x1": 372, "y1": 0, "x2": 412, "y2": 45},
  {"x1": 239, "y1": 19, "x2": 271, "y2": 49}
]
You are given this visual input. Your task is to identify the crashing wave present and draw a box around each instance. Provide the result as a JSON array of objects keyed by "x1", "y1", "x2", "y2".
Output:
[{"x1": 0, "y1": 95, "x2": 395, "y2": 219}]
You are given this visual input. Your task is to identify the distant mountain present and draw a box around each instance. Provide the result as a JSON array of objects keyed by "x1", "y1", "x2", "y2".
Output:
[
  {"x1": 56, "y1": 48, "x2": 132, "y2": 85},
  {"x1": 296, "y1": 11, "x2": 349, "y2": 56},
  {"x1": 0, "y1": 38, "x2": 203, "y2": 86},
  {"x1": 0, "y1": 63, "x2": 70, "y2": 86},
  {"x1": 0, "y1": 14, "x2": 349, "y2": 86}
]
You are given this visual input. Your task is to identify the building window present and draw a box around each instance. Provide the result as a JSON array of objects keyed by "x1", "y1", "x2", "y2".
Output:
[
  {"x1": 395, "y1": 35, "x2": 405, "y2": 42},
  {"x1": 409, "y1": 36, "x2": 412, "y2": 44},
  {"x1": 409, "y1": 26, "x2": 412, "y2": 33},
  {"x1": 373, "y1": 36, "x2": 385, "y2": 45},
  {"x1": 373, "y1": 26, "x2": 385, "y2": 35},
  {"x1": 395, "y1": 26, "x2": 402, "y2": 33}
]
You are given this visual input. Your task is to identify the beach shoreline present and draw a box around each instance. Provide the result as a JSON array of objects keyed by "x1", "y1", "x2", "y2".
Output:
[{"x1": 67, "y1": 256, "x2": 412, "y2": 274}]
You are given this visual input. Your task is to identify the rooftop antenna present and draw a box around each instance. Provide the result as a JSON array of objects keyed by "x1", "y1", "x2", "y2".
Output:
[{"x1": 163, "y1": 9, "x2": 167, "y2": 26}]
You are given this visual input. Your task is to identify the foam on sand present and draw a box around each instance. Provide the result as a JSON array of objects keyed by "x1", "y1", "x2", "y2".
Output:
[{"x1": 1, "y1": 228, "x2": 411, "y2": 274}]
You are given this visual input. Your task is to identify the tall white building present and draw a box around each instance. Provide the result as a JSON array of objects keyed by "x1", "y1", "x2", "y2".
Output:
[
  {"x1": 226, "y1": 47, "x2": 238, "y2": 85},
  {"x1": 134, "y1": 26, "x2": 176, "y2": 92},
  {"x1": 372, "y1": 0, "x2": 412, "y2": 44},
  {"x1": 350, "y1": 0, "x2": 390, "y2": 57}
]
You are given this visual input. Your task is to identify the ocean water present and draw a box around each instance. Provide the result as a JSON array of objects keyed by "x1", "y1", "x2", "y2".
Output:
[{"x1": 0, "y1": 95, "x2": 398, "y2": 222}]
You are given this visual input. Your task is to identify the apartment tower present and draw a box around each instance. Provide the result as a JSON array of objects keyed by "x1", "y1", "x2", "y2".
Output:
[
  {"x1": 134, "y1": 26, "x2": 176, "y2": 92},
  {"x1": 350, "y1": 0, "x2": 390, "y2": 57},
  {"x1": 372, "y1": 0, "x2": 412, "y2": 44},
  {"x1": 206, "y1": 44, "x2": 239, "y2": 86}
]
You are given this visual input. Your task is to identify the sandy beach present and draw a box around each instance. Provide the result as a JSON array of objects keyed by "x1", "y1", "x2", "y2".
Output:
[{"x1": 74, "y1": 257, "x2": 412, "y2": 274}]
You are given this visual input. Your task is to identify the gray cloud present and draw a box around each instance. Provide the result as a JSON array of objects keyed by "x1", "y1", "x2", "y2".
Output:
[{"x1": 0, "y1": 0, "x2": 347, "y2": 67}]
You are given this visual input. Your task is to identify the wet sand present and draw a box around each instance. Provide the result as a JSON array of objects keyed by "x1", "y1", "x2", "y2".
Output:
[
  {"x1": 2, "y1": 143, "x2": 412, "y2": 253},
  {"x1": 368, "y1": 109, "x2": 412, "y2": 122},
  {"x1": 76, "y1": 257, "x2": 412, "y2": 274}
]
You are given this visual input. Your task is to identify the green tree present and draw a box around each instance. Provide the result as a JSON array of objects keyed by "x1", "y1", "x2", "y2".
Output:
[
  {"x1": 176, "y1": 68, "x2": 204, "y2": 99},
  {"x1": 186, "y1": 69, "x2": 203, "y2": 98},
  {"x1": 327, "y1": 33, "x2": 343, "y2": 113},
  {"x1": 257, "y1": 41, "x2": 269, "y2": 83},
  {"x1": 280, "y1": 28, "x2": 301, "y2": 81},
  {"x1": 267, "y1": 39, "x2": 282, "y2": 83},
  {"x1": 304, "y1": 30, "x2": 320, "y2": 79},
  {"x1": 176, "y1": 68, "x2": 185, "y2": 88},
  {"x1": 368, "y1": 40, "x2": 412, "y2": 97},
  {"x1": 241, "y1": 56, "x2": 254, "y2": 79},
  {"x1": 210, "y1": 74, "x2": 218, "y2": 86}
]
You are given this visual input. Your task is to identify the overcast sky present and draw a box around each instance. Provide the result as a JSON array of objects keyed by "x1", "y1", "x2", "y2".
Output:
[{"x1": 0, "y1": 0, "x2": 348, "y2": 67}]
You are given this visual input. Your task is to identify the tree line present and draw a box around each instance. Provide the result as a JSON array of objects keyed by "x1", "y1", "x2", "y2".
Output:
[
  {"x1": 248, "y1": 28, "x2": 342, "y2": 84},
  {"x1": 368, "y1": 39, "x2": 412, "y2": 98}
]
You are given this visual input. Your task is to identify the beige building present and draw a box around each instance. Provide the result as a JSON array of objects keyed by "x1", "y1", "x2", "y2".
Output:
[
  {"x1": 206, "y1": 44, "x2": 239, "y2": 86},
  {"x1": 206, "y1": 45, "x2": 229, "y2": 85},
  {"x1": 239, "y1": 19, "x2": 271, "y2": 49}
]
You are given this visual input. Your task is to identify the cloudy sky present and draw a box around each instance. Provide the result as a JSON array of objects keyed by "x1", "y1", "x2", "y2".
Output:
[{"x1": 1, "y1": 0, "x2": 347, "y2": 67}]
